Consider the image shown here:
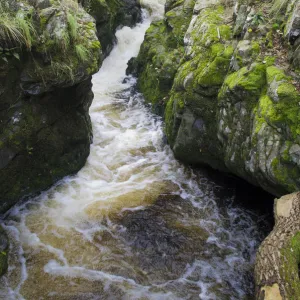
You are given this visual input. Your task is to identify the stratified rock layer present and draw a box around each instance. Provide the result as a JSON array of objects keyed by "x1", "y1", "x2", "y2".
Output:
[{"x1": 129, "y1": 0, "x2": 300, "y2": 197}]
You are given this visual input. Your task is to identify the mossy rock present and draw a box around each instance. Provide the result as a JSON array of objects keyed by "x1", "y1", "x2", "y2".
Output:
[
  {"x1": 0, "y1": 0, "x2": 102, "y2": 212},
  {"x1": 129, "y1": 0, "x2": 300, "y2": 197},
  {"x1": 126, "y1": 0, "x2": 195, "y2": 113},
  {"x1": 83, "y1": 0, "x2": 141, "y2": 56},
  {"x1": 0, "y1": 226, "x2": 8, "y2": 277}
]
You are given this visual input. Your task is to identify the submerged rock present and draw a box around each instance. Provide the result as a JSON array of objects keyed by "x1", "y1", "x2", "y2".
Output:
[
  {"x1": 128, "y1": 0, "x2": 300, "y2": 197},
  {"x1": 119, "y1": 194, "x2": 209, "y2": 281}
]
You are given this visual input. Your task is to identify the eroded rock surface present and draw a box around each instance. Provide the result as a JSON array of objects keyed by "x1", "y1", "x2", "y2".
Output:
[{"x1": 255, "y1": 192, "x2": 300, "y2": 299}]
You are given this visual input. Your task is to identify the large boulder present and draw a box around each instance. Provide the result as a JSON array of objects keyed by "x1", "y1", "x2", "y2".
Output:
[
  {"x1": 0, "y1": 0, "x2": 141, "y2": 213},
  {"x1": 0, "y1": 0, "x2": 101, "y2": 213},
  {"x1": 128, "y1": 0, "x2": 300, "y2": 197}
]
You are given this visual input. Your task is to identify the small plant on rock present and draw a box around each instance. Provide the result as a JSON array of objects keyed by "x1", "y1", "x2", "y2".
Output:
[
  {"x1": 250, "y1": 12, "x2": 265, "y2": 27},
  {"x1": 75, "y1": 44, "x2": 90, "y2": 62}
]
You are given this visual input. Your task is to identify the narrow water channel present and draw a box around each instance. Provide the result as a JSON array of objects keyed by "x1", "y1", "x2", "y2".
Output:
[{"x1": 0, "y1": 6, "x2": 272, "y2": 300}]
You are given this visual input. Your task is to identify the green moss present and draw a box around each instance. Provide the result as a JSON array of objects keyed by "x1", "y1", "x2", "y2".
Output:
[
  {"x1": 258, "y1": 94, "x2": 280, "y2": 124},
  {"x1": 280, "y1": 231, "x2": 300, "y2": 299},
  {"x1": 271, "y1": 157, "x2": 299, "y2": 191},
  {"x1": 251, "y1": 41, "x2": 260, "y2": 54},
  {"x1": 197, "y1": 56, "x2": 230, "y2": 87},
  {"x1": 264, "y1": 56, "x2": 276, "y2": 67},
  {"x1": 223, "y1": 45, "x2": 234, "y2": 59},
  {"x1": 91, "y1": 40, "x2": 101, "y2": 49},
  {"x1": 165, "y1": 6, "x2": 194, "y2": 45},
  {"x1": 211, "y1": 43, "x2": 225, "y2": 56},
  {"x1": 277, "y1": 83, "x2": 299, "y2": 101},
  {"x1": 266, "y1": 66, "x2": 288, "y2": 83},
  {"x1": 266, "y1": 31, "x2": 274, "y2": 48},
  {"x1": 226, "y1": 64, "x2": 266, "y2": 94},
  {"x1": 189, "y1": 4, "x2": 224, "y2": 42},
  {"x1": 165, "y1": 94, "x2": 176, "y2": 146},
  {"x1": 177, "y1": 98, "x2": 185, "y2": 110},
  {"x1": 133, "y1": 0, "x2": 194, "y2": 110},
  {"x1": 256, "y1": 91, "x2": 300, "y2": 139}
]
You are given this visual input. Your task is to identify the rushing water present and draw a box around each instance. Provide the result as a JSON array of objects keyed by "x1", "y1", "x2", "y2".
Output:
[{"x1": 0, "y1": 4, "x2": 272, "y2": 300}]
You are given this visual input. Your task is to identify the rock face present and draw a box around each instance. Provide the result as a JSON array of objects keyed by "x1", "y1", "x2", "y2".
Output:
[
  {"x1": 0, "y1": 0, "x2": 100, "y2": 213},
  {"x1": 255, "y1": 192, "x2": 300, "y2": 300},
  {"x1": 0, "y1": 0, "x2": 141, "y2": 213},
  {"x1": 0, "y1": 226, "x2": 8, "y2": 277},
  {"x1": 82, "y1": 0, "x2": 141, "y2": 56},
  {"x1": 128, "y1": 0, "x2": 300, "y2": 197}
]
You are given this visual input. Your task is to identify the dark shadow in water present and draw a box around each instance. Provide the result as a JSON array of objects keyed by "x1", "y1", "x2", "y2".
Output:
[{"x1": 194, "y1": 166, "x2": 275, "y2": 229}]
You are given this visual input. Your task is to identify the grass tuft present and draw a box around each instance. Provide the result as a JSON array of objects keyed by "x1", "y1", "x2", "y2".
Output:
[
  {"x1": 75, "y1": 44, "x2": 90, "y2": 62},
  {"x1": 67, "y1": 13, "x2": 77, "y2": 40},
  {"x1": 0, "y1": 4, "x2": 35, "y2": 49}
]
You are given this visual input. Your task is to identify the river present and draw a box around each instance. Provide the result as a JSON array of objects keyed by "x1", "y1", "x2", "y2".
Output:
[{"x1": 0, "y1": 4, "x2": 272, "y2": 299}]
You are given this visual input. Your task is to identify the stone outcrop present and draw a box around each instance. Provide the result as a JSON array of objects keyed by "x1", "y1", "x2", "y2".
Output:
[
  {"x1": 0, "y1": 0, "x2": 141, "y2": 213},
  {"x1": 128, "y1": 0, "x2": 300, "y2": 197},
  {"x1": 255, "y1": 192, "x2": 300, "y2": 300},
  {"x1": 0, "y1": 0, "x2": 100, "y2": 213}
]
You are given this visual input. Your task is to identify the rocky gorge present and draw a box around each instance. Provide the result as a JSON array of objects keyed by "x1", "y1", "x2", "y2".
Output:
[
  {"x1": 0, "y1": 0, "x2": 140, "y2": 278},
  {"x1": 0, "y1": 0, "x2": 300, "y2": 299},
  {"x1": 127, "y1": 0, "x2": 300, "y2": 298}
]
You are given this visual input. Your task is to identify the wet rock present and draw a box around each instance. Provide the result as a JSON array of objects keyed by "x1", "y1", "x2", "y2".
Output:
[
  {"x1": 132, "y1": 0, "x2": 300, "y2": 196},
  {"x1": 83, "y1": 0, "x2": 142, "y2": 57},
  {"x1": 0, "y1": 226, "x2": 8, "y2": 277},
  {"x1": 118, "y1": 194, "x2": 208, "y2": 281},
  {"x1": 285, "y1": 2, "x2": 300, "y2": 44},
  {"x1": 34, "y1": 0, "x2": 51, "y2": 10},
  {"x1": 0, "y1": 0, "x2": 142, "y2": 213}
]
